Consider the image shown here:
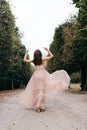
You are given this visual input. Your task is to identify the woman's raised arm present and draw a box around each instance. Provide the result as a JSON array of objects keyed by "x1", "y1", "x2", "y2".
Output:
[
  {"x1": 23, "y1": 49, "x2": 33, "y2": 63},
  {"x1": 42, "y1": 47, "x2": 54, "y2": 61}
]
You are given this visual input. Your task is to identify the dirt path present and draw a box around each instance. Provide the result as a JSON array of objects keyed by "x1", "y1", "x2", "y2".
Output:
[{"x1": 0, "y1": 89, "x2": 87, "y2": 130}]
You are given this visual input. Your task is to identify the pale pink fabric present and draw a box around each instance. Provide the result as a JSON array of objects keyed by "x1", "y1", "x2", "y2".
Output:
[{"x1": 20, "y1": 64, "x2": 70, "y2": 108}]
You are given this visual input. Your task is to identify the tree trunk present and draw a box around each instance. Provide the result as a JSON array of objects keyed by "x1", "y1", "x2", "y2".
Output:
[
  {"x1": 80, "y1": 62, "x2": 87, "y2": 91},
  {"x1": 12, "y1": 80, "x2": 14, "y2": 90}
]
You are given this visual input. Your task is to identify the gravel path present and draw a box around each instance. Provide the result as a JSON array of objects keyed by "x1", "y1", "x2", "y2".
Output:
[{"x1": 0, "y1": 89, "x2": 87, "y2": 130}]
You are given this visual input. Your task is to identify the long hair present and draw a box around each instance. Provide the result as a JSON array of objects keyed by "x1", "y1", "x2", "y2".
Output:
[{"x1": 33, "y1": 49, "x2": 42, "y2": 65}]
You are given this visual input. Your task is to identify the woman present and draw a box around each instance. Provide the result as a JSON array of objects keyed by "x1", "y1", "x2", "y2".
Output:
[{"x1": 20, "y1": 47, "x2": 70, "y2": 112}]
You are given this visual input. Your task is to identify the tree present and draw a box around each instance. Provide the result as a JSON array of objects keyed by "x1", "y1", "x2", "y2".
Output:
[
  {"x1": 0, "y1": 0, "x2": 15, "y2": 90},
  {"x1": 0, "y1": 0, "x2": 32, "y2": 90},
  {"x1": 61, "y1": 21, "x2": 78, "y2": 74},
  {"x1": 72, "y1": 0, "x2": 87, "y2": 90},
  {"x1": 47, "y1": 20, "x2": 78, "y2": 75},
  {"x1": 47, "y1": 26, "x2": 64, "y2": 73},
  {"x1": 0, "y1": 0, "x2": 14, "y2": 74}
]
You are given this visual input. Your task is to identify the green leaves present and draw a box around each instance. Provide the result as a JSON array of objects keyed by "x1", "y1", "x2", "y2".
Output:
[
  {"x1": 0, "y1": 0, "x2": 13, "y2": 74},
  {"x1": 72, "y1": 28, "x2": 87, "y2": 63},
  {"x1": 72, "y1": 0, "x2": 87, "y2": 90},
  {"x1": 72, "y1": 0, "x2": 87, "y2": 64},
  {"x1": 0, "y1": 0, "x2": 32, "y2": 90},
  {"x1": 47, "y1": 26, "x2": 64, "y2": 73}
]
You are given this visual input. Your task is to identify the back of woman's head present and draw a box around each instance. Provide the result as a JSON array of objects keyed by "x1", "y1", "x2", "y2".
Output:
[{"x1": 33, "y1": 49, "x2": 42, "y2": 65}]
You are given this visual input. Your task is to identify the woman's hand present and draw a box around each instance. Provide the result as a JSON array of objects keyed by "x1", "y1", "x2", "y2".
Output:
[
  {"x1": 44, "y1": 47, "x2": 49, "y2": 51},
  {"x1": 23, "y1": 49, "x2": 33, "y2": 63},
  {"x1": 43, "y1": 47, "x2": 54, "y2": 60}
]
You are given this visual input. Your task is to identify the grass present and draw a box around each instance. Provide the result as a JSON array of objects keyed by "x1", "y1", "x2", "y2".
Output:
[{"x1": 66, "y1": 83, "x2": 87, "y2": 94}]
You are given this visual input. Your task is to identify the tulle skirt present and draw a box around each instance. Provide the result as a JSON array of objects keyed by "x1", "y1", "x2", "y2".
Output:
[{"x1": 20, "y1": 65, "x2": 70, "y2": 108}]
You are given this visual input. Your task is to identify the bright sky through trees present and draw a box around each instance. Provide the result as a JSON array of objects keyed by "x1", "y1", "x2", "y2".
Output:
[{"x1": 10, "y1": 0, "x2": 78, "y2": 58}]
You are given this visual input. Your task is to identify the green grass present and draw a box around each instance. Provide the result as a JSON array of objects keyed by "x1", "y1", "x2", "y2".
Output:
[
  {"x1": 70, "y1": 83, "x2": 81, "y2": 89},
  {"x1": 66, "y1": 83, "x2": 87, "y2": 94}
]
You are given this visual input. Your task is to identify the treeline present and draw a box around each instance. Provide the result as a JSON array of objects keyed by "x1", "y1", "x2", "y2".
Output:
[
  {"x1": 0, "y1": 0, "x2": 87, "y2": 91},
  {"x1": 46, "y1": 20, "x2": 80, "y2": 82},
  {"x1": 0, "y1": 0, "x2": 32, "y2": 90},
  {"x1": 46, "y1": 0, "x2": 87, "y2": 90}
]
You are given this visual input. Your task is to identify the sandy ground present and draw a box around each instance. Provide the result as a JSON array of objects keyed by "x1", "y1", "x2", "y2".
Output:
[{"x1": 0, "y1": 89, "x2": 87, "y2": 130}]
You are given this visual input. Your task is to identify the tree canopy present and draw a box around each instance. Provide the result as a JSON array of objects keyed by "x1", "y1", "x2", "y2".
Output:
[{"x1": 0, "y1": 0, "x2": 32, "y2": 90}]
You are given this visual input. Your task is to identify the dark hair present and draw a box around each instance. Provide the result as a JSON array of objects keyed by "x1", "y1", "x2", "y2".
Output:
[{"x1": 33, "y1": 49, "x2": 42, "y2": 65}]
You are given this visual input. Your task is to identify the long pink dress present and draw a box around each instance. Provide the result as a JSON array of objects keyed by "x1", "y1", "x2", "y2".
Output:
[{"x1": 20, "y1": 64, "x2": 70, "y2": 109}]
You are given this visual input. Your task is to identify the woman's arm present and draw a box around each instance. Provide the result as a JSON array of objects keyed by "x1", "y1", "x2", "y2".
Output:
[
  {"x1": 23, "y1": 49, "x2": 33, "y2": 63},
  {"x1": 42, "y1": 47, "x2": 54, "y2": 62}
]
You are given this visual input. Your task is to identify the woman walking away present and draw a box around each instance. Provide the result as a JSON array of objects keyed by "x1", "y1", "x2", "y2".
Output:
[{"x1": 20, "y1": 47, "x2": 70, "y2": 112}]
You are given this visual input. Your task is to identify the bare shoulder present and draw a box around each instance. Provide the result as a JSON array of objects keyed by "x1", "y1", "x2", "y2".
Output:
[{"x1": 42, "y1": 56, "x2": 52, "y2": 61}]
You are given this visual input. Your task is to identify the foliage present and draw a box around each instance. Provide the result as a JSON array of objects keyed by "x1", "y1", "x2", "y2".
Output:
[
  {"x1": 0, "y1": 0, "x2": 32, "y2": 90},
  {"x1": 72, "y1": 0, "x2": 87, "y2": 90},
  {"x1": 72, "y1": 28, "x2": 87, "y2": 64},
  {"x1": 47, "y1": 19, "x2": 78, "y2": 74},
  {"x1": 61, "y1": 20, "x2": 79, "y2": 73},
  {"x1": 47, "y1": 26, "x2": 64, "y2": 73},
  {"x1": 70, "y1": 72, "x2": 81, "y2": 83},
  {"x1": 0, "y1": 0, "x2": 15, "y2": 75},
  {"x1": 72, "y1": 0, "x2": 87, "y2": 67}
]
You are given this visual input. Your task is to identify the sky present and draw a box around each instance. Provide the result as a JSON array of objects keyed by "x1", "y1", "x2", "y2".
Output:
[{"x1": 10, "y1": 0, "x2": 78, "y2": 58}]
